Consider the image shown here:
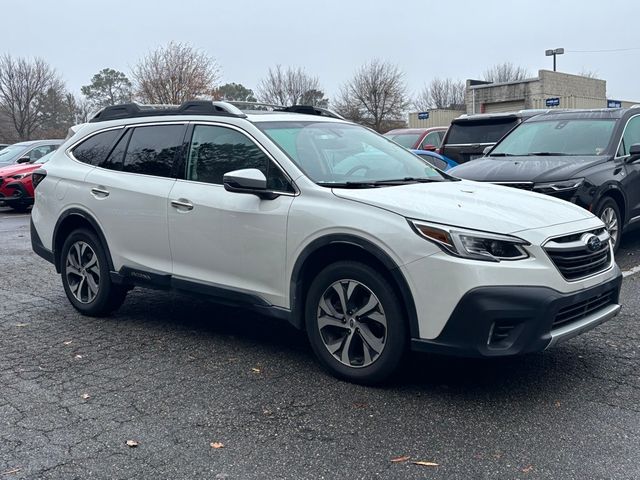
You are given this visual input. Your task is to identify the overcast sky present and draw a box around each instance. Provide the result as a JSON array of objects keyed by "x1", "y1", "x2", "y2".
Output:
[{"x1": 5, "y1": 0, "x2": 640, "y2": 102}]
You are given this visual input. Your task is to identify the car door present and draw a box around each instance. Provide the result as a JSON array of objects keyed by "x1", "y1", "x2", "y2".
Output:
[
  {"x1": 167, "y1": 122, "x2": 296, "y2": 306},
  {"x1": 83, "y1": 123, "x2": 186, "y2": 274},
  {"x1": 617, "y1": 115, "x2": 640, "y2": 221}
]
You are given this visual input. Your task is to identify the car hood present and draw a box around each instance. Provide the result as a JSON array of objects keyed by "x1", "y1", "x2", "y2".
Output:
[
  {"x1": 0, "y1": 163, "x2": 39, "y2": 177},
  {"x1": 331, "y1": 179, "x2": 593, "y2": 235},
  {"x1": 448, "y1": 155, "x2": 606, "y2": 182}
]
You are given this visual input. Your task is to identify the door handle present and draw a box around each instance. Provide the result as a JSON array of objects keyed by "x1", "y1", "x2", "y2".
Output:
[
  {"x1": 91, "y1": 187, "x2": 110, "y2": 198},
  {"x1": 170, "y1": 199, "x2": 194, "y2": 211}
]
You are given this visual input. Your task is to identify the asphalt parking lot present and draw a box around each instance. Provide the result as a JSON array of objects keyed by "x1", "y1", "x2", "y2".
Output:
[{"x1": 1, "y1": 208, "x2": 639, "y2": 480}]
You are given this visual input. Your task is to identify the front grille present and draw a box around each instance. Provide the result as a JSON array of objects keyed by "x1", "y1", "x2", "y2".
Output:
[
  {"x1": 544, "y1": 229, "x2": 611, "y2": 281},
  {"x1": 553, "y1": 290, "x2": 616, "y2": 329},
  {"x1": 491, "y1": 181, "x2": 534, "y2": 191}
]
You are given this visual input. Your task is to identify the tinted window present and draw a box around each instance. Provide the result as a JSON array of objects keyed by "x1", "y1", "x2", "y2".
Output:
[
  {"x1": 619, "y1": 116, "x2": 640, "y2": 156},
  {"x1": 73, "y1": 129, "x2": 121, "y2": 166},
  {"x1": 102, "y1": 129, "x2": 131, "y2": 170},
  {"x1": 446, "y1": 119, "x2": 518, "y2": 144},
  {"x1": 187, "y1": 125, "x2": 293, "y2": 192},
  {"x1": 123, "y1": 125, "x2": 184, "y2": 177}
]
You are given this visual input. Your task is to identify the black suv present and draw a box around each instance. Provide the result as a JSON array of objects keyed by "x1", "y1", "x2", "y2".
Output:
[
  {"x1": 449, "y1": 108, "x2": 640, "y2": 251},
  {"x1": 439, "y1": 110, "x2": 545, "y2": 164}
]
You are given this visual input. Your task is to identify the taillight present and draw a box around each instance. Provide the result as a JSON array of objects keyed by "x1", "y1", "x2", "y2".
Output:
[{"x1": 32, "y1": 169, "x2": 47, "y2": 189}]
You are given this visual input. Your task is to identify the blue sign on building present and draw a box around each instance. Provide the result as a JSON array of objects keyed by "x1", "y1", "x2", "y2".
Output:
[
  {"x1": 545, "y1": 97, "x2": 560, "y2": 107},
  {"x1": 417, "y1": 111, "x2": 429, "y2": 120},
  {"x1": 607, "y1": 99, "x2": 622, "y2": 108}
]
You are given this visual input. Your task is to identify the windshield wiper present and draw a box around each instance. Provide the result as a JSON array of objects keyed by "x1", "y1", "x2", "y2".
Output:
[
  {"x1": 489, "y1": 152, "x2": 517, "y2": 157},
  {"x1": 316, "y1": 177, "x2": 446, "y2": 188},
  {"x1": 372, "y1": 177, "x2": 445, "y2": 185},
  {"x1": 527, "y1": 152, "x2": 569, "y2": 156}
]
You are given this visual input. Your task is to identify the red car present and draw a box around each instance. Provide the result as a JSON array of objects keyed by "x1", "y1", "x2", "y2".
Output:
[
  {"x1": 383, "y1": 126, "x2": 448, "y2": 151},
  {"x1": 0, "y1": 151, "x2": 55, "y2": 211}
]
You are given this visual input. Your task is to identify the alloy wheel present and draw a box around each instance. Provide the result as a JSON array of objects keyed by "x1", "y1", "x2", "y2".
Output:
[
  {"x1": 316, "y1": 279, "x2": 387, "y2": 368},
  {"x1": 600, "y1": 206, "x2": 619, "y2": 247},
  {"x1": 65, "y1": 241, "x2": 100, "y2": 304}
]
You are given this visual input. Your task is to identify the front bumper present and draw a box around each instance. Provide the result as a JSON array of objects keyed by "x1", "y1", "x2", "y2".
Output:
[
  {"x1": 411, "y1": 271, "x2": 622, "y2": 357},
  {"x1": 1, "y1": 182, "x2": 33, "y2": 206}
]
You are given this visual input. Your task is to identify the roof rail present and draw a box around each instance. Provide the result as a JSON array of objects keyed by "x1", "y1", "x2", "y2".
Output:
[
  {"x1": 89, "y1": 100, "x2": 247, "y2": 123},
  {"x1": 228, "y1": 101, "x2": 345, "y2": 120}
]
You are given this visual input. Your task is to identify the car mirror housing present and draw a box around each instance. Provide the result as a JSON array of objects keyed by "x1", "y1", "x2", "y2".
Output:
[
  {"x1": 223, "y1": 168, "x2": 278, "y2": 200},
  {"x1": 16, "y1": 156, "x2": 31, "y2": 164},
  {"x1": 627, "y1": 143, "x2": 640, "y2": 163}
]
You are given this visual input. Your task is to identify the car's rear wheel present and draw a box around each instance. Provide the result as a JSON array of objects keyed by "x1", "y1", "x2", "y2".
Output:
[
  {"x1": 305, "y1": 261, "x2": 406, "y2": 384},
  {"x1": 60, "y1": 229, "x2": 127, "y2": 316},
  {"x1": 594, "y1": 197, "x2": 621, "y2": 252}
]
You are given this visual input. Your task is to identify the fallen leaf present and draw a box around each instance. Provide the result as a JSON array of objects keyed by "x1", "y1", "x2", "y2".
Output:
[
  {"x1": 251, "y1": 368, "x2": 261, "y2": 374},
  {"x1": 125, "y1": 440, "x2": 139, "y2": 448},
  {"x1": 554, "y1": 401, "x2": 561, "y2": 407},
  {"x1": 353, "y1": 402, "x2": 368, "y2": 409},
  {"x1": 210, "y1": 442, "x2": 224, "y2": 449},
  {"x1": 81, "y1": 393, "x2": 90, "y2": 400},
  {"x1": 522, "y1": 465, "x2": 534, "y2": 473},
  {"x1": 412, "y1": 461, "x2": 439, "y2": 467},
  {"x1": 74, "y1": 355, "x2": 83, "y2": 359},
  {"x1": 390, "y1": 455, "x2": 411, "y2": 463}
]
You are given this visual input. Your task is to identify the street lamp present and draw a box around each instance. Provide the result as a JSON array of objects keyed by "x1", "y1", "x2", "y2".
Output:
[{"x1": 545, "y1": 48, "x2": 564, "y2": 72}]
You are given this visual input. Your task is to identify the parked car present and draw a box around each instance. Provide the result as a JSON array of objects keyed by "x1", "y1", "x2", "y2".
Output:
[
  {"x1": 0, "y1": 140, "x2": 63, "y2": 167},
  {"x1": 410, "y1": 149, "x2": 458, "y2": 170},
  {"x1": 384, "y1": 127, "x2": 447, "y2": 151},
  {"x1": 30, "y1": 101, "x2": 621, "y2": 384},
  {"x1": 449, "y1": 108, "x2": 640, "y2": 251},
  {"x1": 440, "y1": 110, "x2": 547, "y2": 164},
  {"x1": 0, "y1": 151, "x2": 55, "y2": 211}
]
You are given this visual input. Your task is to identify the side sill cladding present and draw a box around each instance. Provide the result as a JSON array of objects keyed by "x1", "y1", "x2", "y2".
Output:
[{"x1": 288, "y1": 235, "x2": 420, "y2": 337}]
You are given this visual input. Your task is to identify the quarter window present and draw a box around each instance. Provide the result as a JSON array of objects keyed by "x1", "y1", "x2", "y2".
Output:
[
  {"x1": 72, "y1": 129, "x2": 121, "y2": 166},
  {"x1": 123, "y1": 125, "x2": 184, "y2": 177},
  {"x1": 187, "y1": 125, "x2": 293, "y2": 192},
  {"x1": 619, "y1": 116, "x2": 640, "y2": 156}
]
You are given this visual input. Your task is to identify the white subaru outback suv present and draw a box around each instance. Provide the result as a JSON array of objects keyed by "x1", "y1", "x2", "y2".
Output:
[{"x1": 30, "y1": 101, "x2": 622, "y2": 384}]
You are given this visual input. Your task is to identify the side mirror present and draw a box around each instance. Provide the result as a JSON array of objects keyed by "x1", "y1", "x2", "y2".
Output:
[
  {"x1": 421, "y1": 144, "x2": 436, "y2": 151},
  {"x1": 16, "y1": 156, "x2": 31, "y2": 164},
  {"x1": 482, "y1": 146, "x2": 492, "y2": 156},
  {"x1": 627, "y1": 143, "x2": 640, "y2": 163},
  {"x1": 223, "y1": 168, "x2": 278, "y2": 200}
]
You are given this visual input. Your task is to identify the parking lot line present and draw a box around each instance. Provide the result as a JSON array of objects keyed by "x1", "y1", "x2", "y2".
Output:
[{"x1": 622, "y1": 264, "x2": 640, "y2": 277}]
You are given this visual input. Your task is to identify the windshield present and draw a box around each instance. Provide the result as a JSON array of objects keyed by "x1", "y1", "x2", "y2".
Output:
[
  {"x1": 257, "y1": 121, "x2": 446, "y2": 186},
  {"x1": 0, "y1": 144, "x2": 27, "y2": 166},
  {"x1": 446, "y1": 119, "x2": 518, "y2": 144},
  {"x1": 384, "y1": 133, "x2": 421, "y2": 148},
  {"x1": 491, "y1": 119, "x2": 616, "y2": 157}
]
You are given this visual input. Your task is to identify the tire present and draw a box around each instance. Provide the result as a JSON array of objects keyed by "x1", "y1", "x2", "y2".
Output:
[
  {"x1": 60, "y1": 228, "x2": 127, "y2": 316},
  {"x1": 305, "y1": 261, "x2": 407, "y2": 385},
  {"x1": 594, "y1": 197, "x2": 622, "y2": 252},
  {"x1": 9, "y1": 205, "x2": 29, "y2": 213}
]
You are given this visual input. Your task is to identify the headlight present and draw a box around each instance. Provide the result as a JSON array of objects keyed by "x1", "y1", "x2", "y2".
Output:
[
  {"x1": 533, "y1": 178, "x2": 583, "y2": 194},
  {"x1": 409, "y1": 220, "x2": 530, "y2": 262},
  {"x1": 11, "y1": 173, "x2": 31, "y2": 180}
]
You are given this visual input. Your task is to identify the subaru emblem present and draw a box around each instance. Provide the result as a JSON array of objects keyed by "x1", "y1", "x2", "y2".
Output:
[{"x1": 584, "y1": 234, "x2": 602, "y2": 252}]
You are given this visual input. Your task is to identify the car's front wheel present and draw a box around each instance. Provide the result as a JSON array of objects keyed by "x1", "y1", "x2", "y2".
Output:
[
  {"x1": 60, "y1": 229, "x2": 127, "y2": 316},
  {"x1": 305, "y1": 261, "x2": 407, "y2": 384},
  {"x1": 594, "y1": 197, "x2": 622, "y2": 252}
]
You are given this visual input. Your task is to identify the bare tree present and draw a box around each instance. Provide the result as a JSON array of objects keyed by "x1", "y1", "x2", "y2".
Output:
[
  {"x1": 257, "y1": 66, "x2": 328, "y2": 106},
  {"x1": 578, "y1": 69, "x2": 600, "y2": 79},
  {"x1": 0, "y1": 55, "x2": 62, "y2": 140},
  {"x1": 334, "y1": 59, "x2": 409, "y2": 133},
  {"x1": 131, "y1": 42, "x2": 221, "y2": 104},
  {"x1": 482, "y1": 62, "x2": 530, "y2": 83},
  {"x1": 414, "y1": 78, "x2": 465, "y2": 110}
]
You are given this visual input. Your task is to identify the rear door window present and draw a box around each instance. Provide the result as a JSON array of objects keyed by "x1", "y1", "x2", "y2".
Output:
[
  {"x1": 446, "y1": 119, "x2": 518, "y2": 144},
  {"x1": 122, "y1": 124, "x2": 185, "y2": 178}
]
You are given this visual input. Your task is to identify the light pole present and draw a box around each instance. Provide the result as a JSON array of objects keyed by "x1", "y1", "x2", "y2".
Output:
[{"x1": 545, "y1": 48, "x2": 564, "y2": 72}]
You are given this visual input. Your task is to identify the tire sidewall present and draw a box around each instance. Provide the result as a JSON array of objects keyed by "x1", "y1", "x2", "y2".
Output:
[{"x1": 305, "y1": 261, "x2": 407, "y2": 384}]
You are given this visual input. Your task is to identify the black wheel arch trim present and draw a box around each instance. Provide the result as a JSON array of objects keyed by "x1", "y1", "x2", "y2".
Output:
[
  {"x1": 52, "y1": 208, "x2": 115, "y2": 274},
  {"x1": 289, "y1": 234, "x2": 420, "y2": 337}
]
